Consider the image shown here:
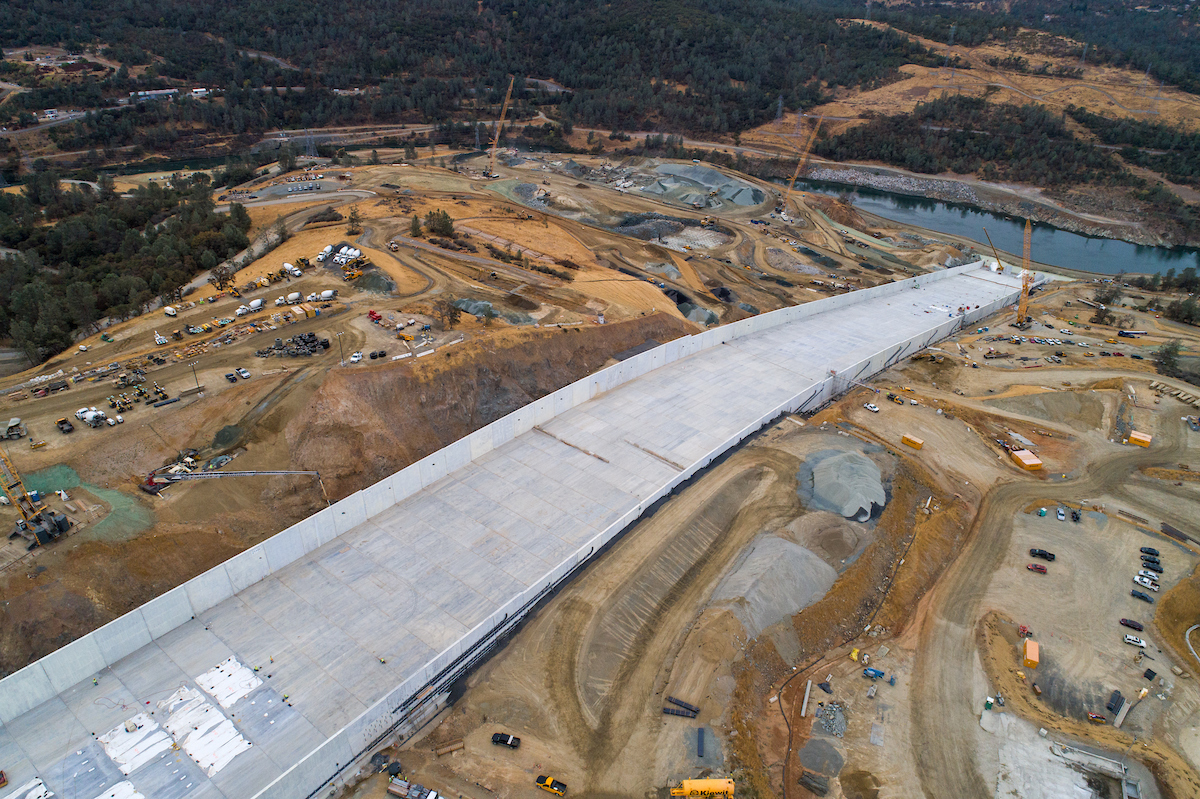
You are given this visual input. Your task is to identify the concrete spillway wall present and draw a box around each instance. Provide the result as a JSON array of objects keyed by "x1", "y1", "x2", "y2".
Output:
[{"x1": 0, "y1": 262, "x2": 1026, "y2": 798}]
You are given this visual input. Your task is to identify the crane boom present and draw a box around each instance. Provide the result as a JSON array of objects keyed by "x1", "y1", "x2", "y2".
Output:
[
  {"x1": 982, "y1": 227, "x2": 1004, "y2": 273},
  {"x1": 0, "y1": 447, "x2": 45, "y2": 523},
  {"x1": 1017, "y1": 219, "x2": 1033, "y2": 325},
  {"x1": 489, "y1": 76, "x2": 515, "y2": 178},
  {"x1": 780, "y1": 118, "x2": 822, "y2": 212}
]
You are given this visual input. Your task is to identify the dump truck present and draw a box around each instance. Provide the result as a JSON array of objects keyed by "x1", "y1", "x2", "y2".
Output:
[
  {"x1": 669, "y1": 779, "x2": 735, "y2": 798},
  {"x1": 3, "y1": 419, "x2": 26, "y2": 440}
]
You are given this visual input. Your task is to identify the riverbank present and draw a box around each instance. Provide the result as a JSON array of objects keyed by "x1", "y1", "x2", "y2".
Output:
[{"x1": 804, "y1": 160, "x2": 1185, "y2": 248}]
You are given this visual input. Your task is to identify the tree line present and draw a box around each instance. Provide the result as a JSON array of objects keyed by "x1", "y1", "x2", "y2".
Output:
[
  {"x1": 812, "y1": 95, "x2": 1128, "y2": 187},
  {"x1": 0, "y1": 0, "x2": 939, "y2": 137}
]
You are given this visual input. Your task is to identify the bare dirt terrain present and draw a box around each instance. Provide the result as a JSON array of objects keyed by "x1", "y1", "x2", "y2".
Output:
[
  {"x1": 339, "y1": 282, "x2": 1200, "y2": 799},
  {"x1": 3, "y1": 151, "x2": 1200, "y2": 799}
]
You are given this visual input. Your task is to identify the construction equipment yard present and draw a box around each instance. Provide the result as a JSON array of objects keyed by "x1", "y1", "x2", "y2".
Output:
[{"x1": 0, "y1": 152, "x2": 1198, "y2": 799}]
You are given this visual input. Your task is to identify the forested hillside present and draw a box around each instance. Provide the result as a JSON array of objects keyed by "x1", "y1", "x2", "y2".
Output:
[
  {"x1": 0, "y1": 0, "x2": 936, "y2": 135},
  {"x1": 0, "y1": 173, "x2": 251, "y2": 362}
]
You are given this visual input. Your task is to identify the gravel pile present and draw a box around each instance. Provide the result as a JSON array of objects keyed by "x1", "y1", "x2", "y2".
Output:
[
  {"x1": 711, "y1": 535, "x2": 837, "y2": 638},
  {"x1": 801, "y1": 450, "x2": 886, "y2": 522},
  {"x1": 815, "y1": 703, "x2": 847, "y2": 737}
]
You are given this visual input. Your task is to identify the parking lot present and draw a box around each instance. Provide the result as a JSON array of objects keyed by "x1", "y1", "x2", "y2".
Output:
[{"x1": 983, "y1": 499, "x2": 1197, "y2": 732}]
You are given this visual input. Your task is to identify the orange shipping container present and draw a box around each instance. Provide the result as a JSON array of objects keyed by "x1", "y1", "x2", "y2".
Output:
[
  {"x1": 1023, "y1": 638, "x2": 1039, "y2": 669},
  {"x1": 1129, "y1": 430, "x2": 1152, "y2": 447},
  {"x1": 901, "y1": 434, "x2": 924, "y2": 450},
  {"x1": 1010, "y1": 449, "x2": 1043, "y2": 470}
]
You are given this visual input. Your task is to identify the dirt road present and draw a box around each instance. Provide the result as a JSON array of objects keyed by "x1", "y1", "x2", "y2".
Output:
[{"x1": 911, "y1": 417, "x2": 1186, "y2": 799}]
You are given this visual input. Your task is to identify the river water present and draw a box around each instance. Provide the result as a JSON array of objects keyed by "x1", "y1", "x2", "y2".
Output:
[{"x1": 795, "y1": 178, "x2": 1199, "y2": 276}]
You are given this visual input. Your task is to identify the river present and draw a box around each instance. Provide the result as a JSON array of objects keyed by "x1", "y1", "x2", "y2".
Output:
[{"x1": 796, "y1": 178, "x2": 1200, "y2": 276}]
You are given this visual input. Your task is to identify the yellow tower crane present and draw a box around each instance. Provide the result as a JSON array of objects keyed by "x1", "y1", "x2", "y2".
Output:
[
  {"x1": 488, "y1": 76, "x2": 515, "y2": 179},
  {"x1": 1016, "y1": 219, "x2": 1034, "y2": 328}
]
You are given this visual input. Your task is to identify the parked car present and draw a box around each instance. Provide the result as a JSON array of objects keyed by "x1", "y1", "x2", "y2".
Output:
[
  {"x1": 864, "y1": 403, "x2": 879, "y2": 413},
  {"x1": 491, "y1": 733, "x2": 520, "y2": 749},
  {"x1": 1131, "y1": 589, "x2": 1155, "y2": 604},
  {"x1": 536, "y1": 777, "x2": 567, "y2": 796},
  {"x1": 1141, "y1": 547, "x2": 1160, "y2": 556},
  {"x1": 349, "y1": 351, "x2": 363, "y2": 364},
  {"x1": 1056, "y1": 507, "x2": 1066, "y2": 521},
  {"x1": 1141, "y1": 562, "x2": 1163, "y2": 574},
  {"x1": 225, "y1": 373, "x2": 238, "y2": 383},
  {"x1": 1133, "y1": 576, "x2": 1159, "y2": 592},
  {"x1": 1141, "y1": 554, "x2": 1160, "y2": 565},
  {"x1": 1027, "y1": 563, "x2": 1047, "y2": 574},
  {"x1": 1029, "y1": 548, "x2": 1056, "y2": 561},
  {"x1": 1123, "y1": 635, "x2": 1147, "y2": 648},
  {"x1": 235, "y1": 368, "x2": 251, "y2": 379},
  {"x1": 1120, "y1": 619, "x2": 1144, "y2": 632},
  {"x1": 1138, "y1": 569, "x2": 1161, "y2": 582}
]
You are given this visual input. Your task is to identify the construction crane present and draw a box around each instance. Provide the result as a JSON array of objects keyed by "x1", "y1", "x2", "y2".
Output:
[
  {"x1": 982, "y1": 227, "x2": 1005, "y2": 274},
  {"x1": 1, "y1": 447, "x2": 70, "y2": 549},
  {"x1": 1016, "y1": 219, "x2": 1034, "y2": 328},
  {"x1": 774, "y1": 117, "x2": 822, "y2": 214},
  {"x1": 488, "y1": 76, "x2": 515, "y2": 178},
  {"x1": 145, "y1": 469, "x2": 331, "y2": 505}
]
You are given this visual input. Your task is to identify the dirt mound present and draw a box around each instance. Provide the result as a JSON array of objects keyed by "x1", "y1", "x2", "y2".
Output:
[
  {"x1": 987, "y1": 390, "x2": 1105, "y2": 432},
  {"x1": 766, "y1": 248, "x2": 821, "y2": 275},
  {"x1": 287, "y1": 314, "x2": 693, "y2": 497},
  {"x1": 784, "y1": 511, "x2": 873, "y2": 572},
  {"x1": 808, "y1": 195, "x2": 867, "y2": 229}
]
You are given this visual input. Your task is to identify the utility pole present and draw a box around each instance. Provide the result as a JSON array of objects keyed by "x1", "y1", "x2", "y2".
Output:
[
  {"x1": 335, "y1": 331, "x2": 345, "y2": 366},
  {"x1": 189, "y1": 360, "x2": 200, "y2": 389}
]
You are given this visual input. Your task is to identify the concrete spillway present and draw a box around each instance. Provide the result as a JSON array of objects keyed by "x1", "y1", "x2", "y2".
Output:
[{"x1": 0, "y1": 263, "x2": 1025, "y2": 799}]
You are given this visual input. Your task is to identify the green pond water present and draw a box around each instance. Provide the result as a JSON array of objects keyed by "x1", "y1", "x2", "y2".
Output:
[{"x1": 24, "y1": 464, "x2": 154, "y2": 542}]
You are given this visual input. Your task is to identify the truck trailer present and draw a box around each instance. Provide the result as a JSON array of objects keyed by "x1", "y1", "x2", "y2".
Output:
[{"x1": 669, "y1": 779, "x2": 735, "y2": 798}]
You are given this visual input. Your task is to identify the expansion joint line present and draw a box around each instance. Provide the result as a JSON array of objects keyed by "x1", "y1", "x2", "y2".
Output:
[
  {"x1": 533, "y1": 426, "x2": 610, "y2": 463},
  {"x1": 623, "y1": 439, "x2": 686, "y2": 470}
]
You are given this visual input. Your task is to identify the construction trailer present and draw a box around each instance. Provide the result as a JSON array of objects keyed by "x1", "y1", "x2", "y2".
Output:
[
  {"x1": 1023, "y1": 639, "x2": 1039, "y2": 669},
  {"x1": 1010, "y1": 449, "x2": 1043, "y2": 470},
  {"x1": 1128, "y1": 431, "x2": 1152, "y2": 447}
]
